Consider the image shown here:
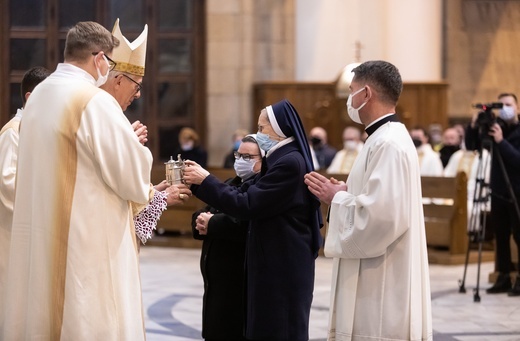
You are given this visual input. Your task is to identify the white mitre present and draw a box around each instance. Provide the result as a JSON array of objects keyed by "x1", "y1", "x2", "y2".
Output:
[{"x1": 111, "y1": 18, "x2": 148, "y2": 76}]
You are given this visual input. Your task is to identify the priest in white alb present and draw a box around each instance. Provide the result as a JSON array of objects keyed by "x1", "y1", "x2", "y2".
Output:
[
  {"x1": 305, "y1": 60, "x2": 432, "y2": 341},
  {"x1": 1, "y1": 21, "x2": 189, "y2": 340}
]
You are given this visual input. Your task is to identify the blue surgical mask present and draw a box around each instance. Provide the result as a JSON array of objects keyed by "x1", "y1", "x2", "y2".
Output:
[
  {"x1": 255, "y1": 132, "x2": 278, "y2": 152},
  {"x1": 234, "y1": 157, "x2": 257, "y2": 180},
  {"x1": 499, "y1": 105, "x2": 516, "y2": 121}
]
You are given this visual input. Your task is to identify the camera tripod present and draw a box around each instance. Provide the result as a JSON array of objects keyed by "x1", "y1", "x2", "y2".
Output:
[{"x1": 458, "y1": 137, "x2": 520, "y2": 302}]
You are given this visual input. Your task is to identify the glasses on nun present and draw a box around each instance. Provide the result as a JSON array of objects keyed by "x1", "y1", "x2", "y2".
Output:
[
  {"x1": 91, "y1": 52, "x2": 117, "y2": 71},
  {"x1": 121, "y1": 74, "x2": 143, "y2": 94},
  {"x1": 234, "y1": 152, "x2": 260, "y2": 161}
]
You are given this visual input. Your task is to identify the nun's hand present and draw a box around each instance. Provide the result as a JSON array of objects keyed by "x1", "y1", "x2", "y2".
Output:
[
  {"x1": 195, "y1": 211, "x2": 214, "y2": 235},
  {"x1": 183, "y1": 160, "x2": 210, "y2": 186},
  {"x1": 304, "y1": 171, "x2": 347, "y2": 205}
]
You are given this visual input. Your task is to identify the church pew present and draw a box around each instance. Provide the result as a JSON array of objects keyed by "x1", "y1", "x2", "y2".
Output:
[{"x1": 421, "y1": 172, "x2": 494, "y2": 264}]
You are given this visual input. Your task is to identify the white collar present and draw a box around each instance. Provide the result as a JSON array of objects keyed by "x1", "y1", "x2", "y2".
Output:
[
  {"x1": 266, "y1": 136, "x2": 295, "y2": 157},
  {"x1": 15, "y1": 108, "x2": 24, "y2": 119},
  {"x1": 53, "y1": 63, "x2": 96, "y2": 86}
]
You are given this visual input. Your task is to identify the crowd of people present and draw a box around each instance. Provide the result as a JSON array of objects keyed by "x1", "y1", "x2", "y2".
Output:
[{"x1": 1, "y1": 18, "x2": 518, "y2": 341}]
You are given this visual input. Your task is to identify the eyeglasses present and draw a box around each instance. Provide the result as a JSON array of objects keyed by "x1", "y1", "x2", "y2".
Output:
[
  {"x1": 121, "y1": 74, "x2": 143, "y2": 94},
  {"x1": 258, "y1": 123, "x2": 270, "y2": 133},
  {"x1": 234, "y1": 152, "x2": 260, "y2": 161},
  {"x1": 92, "y1": 52, "x2": 117, "y2": 71}
]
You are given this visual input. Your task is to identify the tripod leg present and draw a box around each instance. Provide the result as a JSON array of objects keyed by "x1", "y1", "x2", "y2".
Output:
[{"x1": 459, "y1": 147, "x2": 490, "y2": 301}]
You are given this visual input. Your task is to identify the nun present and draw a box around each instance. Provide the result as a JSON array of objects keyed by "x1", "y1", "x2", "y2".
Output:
[{"x1": 184, "y1": 99, "x2": 322, "y2": 341}]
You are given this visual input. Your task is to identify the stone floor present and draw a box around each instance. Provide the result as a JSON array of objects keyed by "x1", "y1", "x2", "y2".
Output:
[{"x1": 140, "y1": 246, "x2": 520, "y2": 341}]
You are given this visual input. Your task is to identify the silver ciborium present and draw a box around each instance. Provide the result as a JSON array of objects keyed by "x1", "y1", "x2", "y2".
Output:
[{"x1": 165, "y1": 154, "x2": 186, "y2": 185}]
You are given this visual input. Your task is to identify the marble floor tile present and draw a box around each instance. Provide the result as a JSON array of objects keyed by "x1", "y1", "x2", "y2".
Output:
[{"x1": 140, "y1": 246, "x2": 520, "y2": 341}]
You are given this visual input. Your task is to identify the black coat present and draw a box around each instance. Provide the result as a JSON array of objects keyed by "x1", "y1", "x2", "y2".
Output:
[
  {"x1": 192, "y1": 142, "x2": 317, "y2": 341},
  {"x1": 192, "y1": 176, "x2": 247, "y2": 340},
  {"x1": 466, "y1": 120, "x2": 520, "y2": 196}
]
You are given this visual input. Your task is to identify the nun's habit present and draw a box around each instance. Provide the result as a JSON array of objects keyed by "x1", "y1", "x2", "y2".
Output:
[{"x1": 191, "y1": 99, "x2": 322, "y2": 341}]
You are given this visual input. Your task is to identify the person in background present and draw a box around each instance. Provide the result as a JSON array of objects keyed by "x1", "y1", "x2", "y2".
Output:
[
  {"x1": 429, "y1": 123, "x2": 443, "y2": 151},
  {"x1": 0, "y1": 66, "x2": 51, "y2": 323},
  {"x1": 453, "y1": 123, "x2": 466, "y2": 150},
  {"x1": 439, "y1": 127, "x2": 462, "y2": 168},
  {"x1": 223, "y1": 128, "x2": 249, "y2": 168},
  {"x1": 192, "y1": 134, "x2": 264, "y2": 341},
  {"x1": 304, "y1": 60, "x2": 432, "y2": 341},
  {"x1": 327, "y1": 126, "x2": 363, "y2": 174},
  {"x1": 184, "y1": 99, "x2": 322, "y2": 341},
  {"x1": 309, "y1": 126, "x2": 337, "y2": 170},
  {"x1": 176, "y1": 127, "x2": 208, "y2": 168},
  {"x1": 410, "y1": 126, "x2": 444, "y2": 176},
  {"x1": 465, "y1": 92, "x2": 520, "y2": 296},
  {"x1": 443, "y1": 146, "x2": 491, "y2": 229}
]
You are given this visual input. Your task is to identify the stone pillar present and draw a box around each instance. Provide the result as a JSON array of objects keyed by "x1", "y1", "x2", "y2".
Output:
[{"x1": 295, "y1": 0, "x2": 442, "y2": 82}]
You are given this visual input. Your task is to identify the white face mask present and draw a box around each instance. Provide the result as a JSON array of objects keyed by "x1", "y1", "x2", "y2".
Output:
[
  {"x1": 94, "y1": 55, "x2": 110, "y2": 87},
  {"x1": 234, "y1": 157, "x2": 258, "y2": 180},
  {"x1": 181, "y1": 140, "x2": 194, "y2": 151},
  {"x1": 499, "y1": 105, "x2": 516, "y2": 121},
  {"x1": 346, "y1": 87, "x2": 367, "y2": 124},
  {"x1": 344, "y1": 140, "x2": 358, "y2": 151}
]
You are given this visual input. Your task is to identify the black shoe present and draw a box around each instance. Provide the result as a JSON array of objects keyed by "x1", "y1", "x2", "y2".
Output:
[
  {"x1": 507, "y1": 275, "x2": 520, "y2": 297},
  {"x1": 486, "y1": 273, "x2": 512, "y2": 294}
]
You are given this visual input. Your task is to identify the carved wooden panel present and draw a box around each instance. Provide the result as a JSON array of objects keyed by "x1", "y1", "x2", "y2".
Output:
[{"x1": 253, "y1": 81, "x2": 449, "y2": 150}]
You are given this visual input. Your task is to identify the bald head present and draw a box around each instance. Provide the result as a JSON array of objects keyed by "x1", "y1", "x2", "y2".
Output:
[
  {"x1": 442, "y1": 128, "x2": 461, "y2": 147},
  {"x1": 310, "y1": 127, "x2": 328, "y2": 144}
]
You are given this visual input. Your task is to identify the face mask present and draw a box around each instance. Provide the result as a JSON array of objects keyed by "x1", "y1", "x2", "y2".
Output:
[
  {"x1": 346, "y1": 87, "x2": 367, "y2": 124},
  {"x1": 311, "y1": 137, "x2": 322, "y2": 147},
  {"x1": 234, "y1": 157, "x2": 257, "y2": 180},
  {"x1": 439, "y1": 145, "x2": 460, "y2": 166},
  {"x1": 412, "y1": 138, "x2": 422, "y2": 148},
  {"x1": 256, "y1": 132, "x2": 278, "y2": 152},
  {"x1": 94, "y1": 55, "x2": 110, "y2": 87},
  {"x1": 499, "y1": 105, "x2": 516, "y2": 121},
  {"x1": 344, "y1": 140, "x2": 358, "y2": 151},
  {"x1": 233, "y1": 140, "x2": 241, "y2": 151},
  {"x1": 181, "y1": 140, "x2": 194, "y2": 151}
]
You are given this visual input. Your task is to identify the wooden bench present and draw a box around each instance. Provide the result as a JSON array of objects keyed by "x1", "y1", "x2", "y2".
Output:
[{"x1": 422, "y1": 172, "x2": 494, "y2": 265}]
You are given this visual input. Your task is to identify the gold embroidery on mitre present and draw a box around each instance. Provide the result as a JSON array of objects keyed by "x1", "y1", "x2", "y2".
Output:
[{"x1": 113, "y1": 62, "x2": 145, "y2": 77}]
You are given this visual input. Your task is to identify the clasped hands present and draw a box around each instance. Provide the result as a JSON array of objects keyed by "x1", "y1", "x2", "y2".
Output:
[
  {"x1": 304, "y1": 172, "x2": 347, "y2": 206},
  {"x1": 195, "y1": 211, "x2": 214, "y2": 235}
]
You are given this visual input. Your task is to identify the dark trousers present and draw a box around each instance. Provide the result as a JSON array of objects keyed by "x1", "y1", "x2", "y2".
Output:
[{"x1": 491, "y1": 194, "x2": 520, "y2": 274}]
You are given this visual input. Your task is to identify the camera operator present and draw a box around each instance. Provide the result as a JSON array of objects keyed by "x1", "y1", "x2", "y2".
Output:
[{"x1": 465, "y1": 93, "x2": 520, "y2": 296}]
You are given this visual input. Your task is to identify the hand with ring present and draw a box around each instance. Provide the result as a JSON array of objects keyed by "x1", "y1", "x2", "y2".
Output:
[{"x1": 164, "y1": 183, "x2": 192, "y2": 206}]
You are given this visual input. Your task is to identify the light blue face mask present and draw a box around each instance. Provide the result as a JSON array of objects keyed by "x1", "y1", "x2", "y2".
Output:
[{"x1": 255, "y1": 132, "x2": 278, "y2": 152}]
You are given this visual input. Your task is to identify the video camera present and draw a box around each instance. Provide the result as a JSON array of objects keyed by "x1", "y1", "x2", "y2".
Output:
[{"x1": 472, "y1": 102, "x2": 503, "y2": 134}]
